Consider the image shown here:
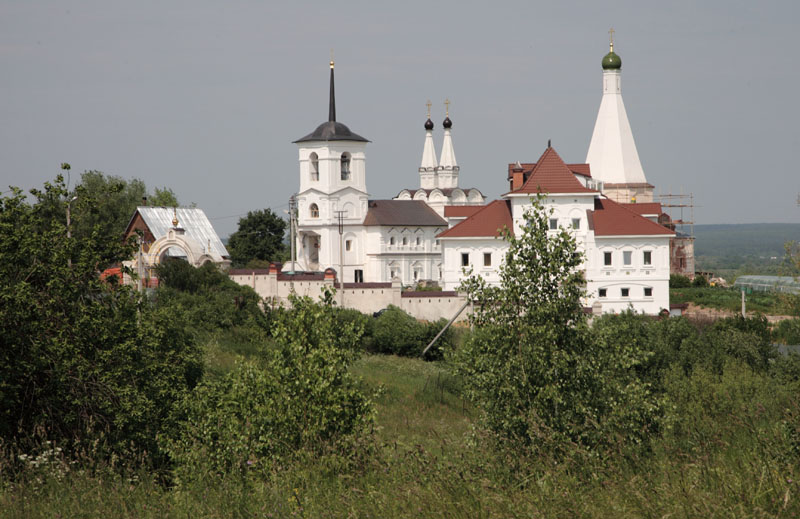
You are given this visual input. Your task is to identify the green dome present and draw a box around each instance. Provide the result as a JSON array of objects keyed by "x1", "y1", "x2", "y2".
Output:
[{"x1": 602, "y1": 50, "x2": 622, "y2": 70}]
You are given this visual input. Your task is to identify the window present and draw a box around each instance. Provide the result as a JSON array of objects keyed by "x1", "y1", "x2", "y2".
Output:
[
  {"x1": 599, "y1": 288, "x2": 607, "y2": 298},
  {"x1": 484, "y1": 252, "x2": 492, "y2": 267},
  {"x1": 604, "y1": 251, "x2": 612, "y2": 266},
  {"x1": 390, "y1": 269, "x2": 397, "y2": 279},
  {"x1": 623, "y1": 251, "x2": 632, "y2": 266},
  {"x1": 643, "y1": 251, "x2": 652, "y2": 266},
  {"x1": 435, "y1": 239, "x2": 440, "y2": 246},
  {"x1": 549, "y1": 218, "x2": 558, "y2": 230},
  {"x1": 309, "y1": 203, "x2": 319, "y2": 218},
  {"x1": 644, "y1": 287, "x2": 653, "y2": 297},
  {"x1": 309, "y1": 152, "x2": 319, "y2": 181},
  {"x1": 413, "y1": 270, "x2": 419, "y2": 280},
  {"x1": 461, "y1": 252, "x2": 469, "y2": 267},
  {"x1": 402, "y1": 237, "x2": 408, "y2": 246},
  {"x1": 389, "y1": 236, "x2": 395, "y2": 245},
  {"x1": 621, "y1": 288, "x2": 629, "y2": 297},
  {"x1": 345, "y1": 240, "x2": 352, "y2": 252},
  {"x1": 571, "y1": 218, "x2": 580, "y2": 229},
  {"x1": 340, "y1": 152, "x2": 351, "y2": 180},
  {"x1": 354, "y1": 269, "x2": 363, "y2": 283},
  {"x1": 416, "y1": 236, "x2": 421, "y2": 246}
]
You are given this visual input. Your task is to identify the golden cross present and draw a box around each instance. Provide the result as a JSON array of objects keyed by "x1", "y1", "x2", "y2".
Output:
[
  {"x1": 609, "y1": 28, "x2": 615, "y2": 50},
  {"x1": 444, "y1": 98, "x2": 450, "y2": 116},
  {"x1": 330, "y1": 48, "x2": 334, "y2": 68},
  {"x1": 426, "y1": 100, "x2": 432, "y2": 118}
]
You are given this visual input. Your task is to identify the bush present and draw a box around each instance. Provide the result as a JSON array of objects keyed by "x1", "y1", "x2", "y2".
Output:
[
  {"x1": 692, "y1": 274, "x2": 709, "y2": 287},
  {"x1": 369, "y1": 306, "x2": 452, "y2": 360},
  {"x1": 670, "y1": 274, "x2": 692, "y2": 288},
  {"x1": 163, "y1": 295, "x2": 374, "y2": 482},
  {"x1": 153, "y1": 260, "x2": 269, "y2": 333},
  {"x1": 773, "y1": 318, "x2": 800, "y2": 345}
]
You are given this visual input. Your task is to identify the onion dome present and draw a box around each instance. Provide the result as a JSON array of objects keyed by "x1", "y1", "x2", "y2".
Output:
[
  {"x1": 602, "y1": 50, "x2": 622, "y2": 70},
  {"x1": 442, "y1": 116, "x2": 452, "y2": 129},
  {"x1": 424, "y1": 118, "x2": 434, "y2": 130}
]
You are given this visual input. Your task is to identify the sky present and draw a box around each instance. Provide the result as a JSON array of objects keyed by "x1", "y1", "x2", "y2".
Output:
[{"x1": 1, "y1": 0, "x2": 799, "y2": 237}]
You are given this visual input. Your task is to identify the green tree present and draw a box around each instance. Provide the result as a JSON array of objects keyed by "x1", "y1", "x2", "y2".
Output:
[
  {"x1": 0, "y1": 177, "x2": 201, "y2": 463},
  {"x1": 226, "y1": 209, "x2": 287, "y2": 267},
  {"x1": 163, "y1": 294, "x2": 373, "y2": 481},
  {"x1": 69, "y1": 170, "x2": 181, "y2": 241},
  {"x1": 455, "y1": 197, "x2": 663, "y2": 451}
]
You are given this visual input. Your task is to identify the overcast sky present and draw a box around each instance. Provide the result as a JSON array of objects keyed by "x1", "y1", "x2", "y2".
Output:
[{"x1": 2, "y1": 1, "x2": 798, "y2": 237}]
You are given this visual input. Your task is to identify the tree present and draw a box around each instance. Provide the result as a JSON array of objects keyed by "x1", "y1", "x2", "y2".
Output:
[
  {"x1": 455, "y1": 196, "x2": 663, "y2": 451},
  {"x1": 226, "y1": 209, "x2": 287, "y2": 267},
  {"x1": 69, "y1": 170, "x2": 181, "y2": 241},
  {"x1": 0, "y1": 176, "x2": 201, "y2": 463}
]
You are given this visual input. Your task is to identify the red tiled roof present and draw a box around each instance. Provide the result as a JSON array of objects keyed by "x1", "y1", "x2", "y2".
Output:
[
  {"x1": 620, "y1": 202, "x2": 663, "y2": 216},
  {"x1": 444, "y1": 205, "x2": 484, "y2": 218},
  {"x1": 589, "y1": 198, "x2": 674, "y2": 236},
  {"x1": 509, "y1": 147, "x2": 596, "y2": 195},
  {"x1": 507, "y1": 161, "x2": 592, "y2": 179},
  {"x1": 438, "y1": 200, "x2": 513, "y2": 238},
  {"x1": 363, "y1": 200, "x2": 446, "y2": 226}
]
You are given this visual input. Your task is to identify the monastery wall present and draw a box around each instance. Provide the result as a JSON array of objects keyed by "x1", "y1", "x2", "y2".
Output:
[{"x1": 229, "y1": 267, "x2": 469, "y2": 322}]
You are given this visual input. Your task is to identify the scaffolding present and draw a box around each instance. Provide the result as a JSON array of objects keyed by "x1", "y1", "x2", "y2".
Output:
[{"x1": 656, "y1": 191, "x2": 695, "y2": 237}]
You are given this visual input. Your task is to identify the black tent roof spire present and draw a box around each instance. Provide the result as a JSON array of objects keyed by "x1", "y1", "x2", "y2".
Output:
[
  {"x1": 329, "y1": 59, "x2": 336, "y2": 122},
  {"x1": 293, "y1": 57, "x2": 369, "y2": 143}
]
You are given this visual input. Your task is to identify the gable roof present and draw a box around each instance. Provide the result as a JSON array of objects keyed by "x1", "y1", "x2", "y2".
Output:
[
  {"x1": 126, "y1": 207, "x2": 229, "y2": 258},
  {"x1": 508, "y1": 162, "x2": 591, "y2": 179},
  {"x1": 589, "y1": 198, "x2": 674, "y2": 237},
  {"x1": 444, "y1": 205, "x2": 484, "y2": 218},
  {"x1": 362, "y1": 200, "x2": 446, "y2": 227},
  {"x1": 438, "y1": 200, "x2": 512, "y2": 238},
  {"x1": 508, "y1": 147, "x2": 597, "y2": 195}
]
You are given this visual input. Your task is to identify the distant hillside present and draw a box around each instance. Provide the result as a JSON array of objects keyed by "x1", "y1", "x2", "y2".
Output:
[
  {"x1": 693, "y1": 223, "x2": 800, "y2": 278},
  {"x1": 694, "y1": 224, "x2": 800, "y2": 259}
]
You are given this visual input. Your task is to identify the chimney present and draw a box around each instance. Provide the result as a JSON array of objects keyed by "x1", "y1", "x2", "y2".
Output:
[
  {"x1": 142, "y1": 196, "x2": 148, "y2": 206},
  {"x1": 511, "y1": 162, "x2": 525, "y2": 191}
]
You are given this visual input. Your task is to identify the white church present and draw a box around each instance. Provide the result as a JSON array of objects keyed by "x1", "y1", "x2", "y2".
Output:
[{"x1": 289, "y1": 37, "x2": 675, "y2": 314}]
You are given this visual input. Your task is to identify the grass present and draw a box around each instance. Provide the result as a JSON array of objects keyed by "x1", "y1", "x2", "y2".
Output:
[
  {"x1": 3, "y1": 333, "x2": 800, "y2": 517},
  {"x1": 671, "y1": 286, "x2": 798, "y2": 315}
]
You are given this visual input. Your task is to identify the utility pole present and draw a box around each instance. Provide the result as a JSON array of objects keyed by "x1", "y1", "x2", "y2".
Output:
[
  {"x1": 62, "y1": 163, "x2": 75, "y2": 267},
  {"x1": 334, "y1": 209, "x2": 346, "y2": 307},
  {"x1": 288, "y1": 195, "x2": 298, "y2": 273}
]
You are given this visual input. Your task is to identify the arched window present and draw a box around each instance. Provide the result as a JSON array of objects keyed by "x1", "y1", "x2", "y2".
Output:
[
  {"x1": 309, "y1": 152, "x2": 319, "y2": 181},
  {"x1": 310, "y1": 203, "x2": 319, "y2": 218},
  {"x1": 340, "y1": 152, "x2": 351, "y2": 180}
]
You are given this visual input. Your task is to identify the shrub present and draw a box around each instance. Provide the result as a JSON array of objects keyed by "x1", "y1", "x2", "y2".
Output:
[
  {"x1": 371, "y1": 305, "x2": 425, "y2": 357},
  {"x1": 692, "y1": 274, "x2": 709, "y2": 287},
  {"x1": 773, "y1": 318, "x2": 800, "y2": 345},
  {"x1": 163, "y1": 295, "x2": 374, "y2": 482},
  {"x1": 670, "y1": 274, "x2": 692, "y2": 288}
]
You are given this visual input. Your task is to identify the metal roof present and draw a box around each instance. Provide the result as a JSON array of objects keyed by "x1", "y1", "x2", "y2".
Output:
[{"x1": 136, "y1": 207, "x2": 229, "y2": 259}]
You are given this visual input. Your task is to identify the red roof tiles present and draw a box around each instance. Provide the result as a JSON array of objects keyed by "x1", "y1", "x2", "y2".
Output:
[
  {"x1": 444, "y1": 205, "x2": 484, "y2": 218},
  {"x1": 438, "y1": 200, "x2": 513, "y2": 239},
  {"x1": 508, "y1": 147, "x2": 596, "y2": 195},
  {"x1": 620, "y1": 202, "x2": 663, "y2": 216},
  {"x1": 589, "y1": 198, "x2": 674, "y2": 236}
]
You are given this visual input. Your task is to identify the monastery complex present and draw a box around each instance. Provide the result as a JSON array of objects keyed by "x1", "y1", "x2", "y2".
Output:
[{"x1": 227, "y1": 37, "x2": 694, "y2": 317}]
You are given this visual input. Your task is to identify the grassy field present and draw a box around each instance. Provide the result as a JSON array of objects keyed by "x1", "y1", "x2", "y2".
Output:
[
  {"x1": 671, "y1": 286, "x2": 799, "y2": 315},
  {"x1": 3, "y1": 333, "x2": 800, "y2": 518}
]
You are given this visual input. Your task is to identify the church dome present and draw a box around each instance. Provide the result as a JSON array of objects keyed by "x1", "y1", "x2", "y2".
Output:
[
  {"x1": 602, "y1": 50, "x2": 622, "y2": 70},
  {"x1": 294, "y1": 120, "x2": 368, "y2": 143},
  {"x1": 424, "y1": 118, "x2": 434, "y2": 130},
  {"x1": 442, "y1": 116, "x2": 452, "y2": 129}
]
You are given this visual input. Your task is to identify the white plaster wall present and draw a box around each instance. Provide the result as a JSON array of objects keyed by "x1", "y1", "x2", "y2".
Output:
[
  {"x1": 440, "y1": 237, "x2": 508, "y2": 290},
  {"x1": 365, "y1": 225, "x2": 445, "y2": 285},
  {"x1": 585, "y1": 235, "x2": 671, "y2": 314}
]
